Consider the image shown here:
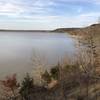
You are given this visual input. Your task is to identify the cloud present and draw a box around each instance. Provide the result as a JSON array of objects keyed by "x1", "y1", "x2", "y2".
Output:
[
  {"x1": 93, "y1": 0, "x2": 100, "y2": 5},
  {"x1": 0, "y1": 0, "x2": 99, "y2": 18},
  {"x1": 0, "y1": 12, "x2": 98, "y2": 30},
  {"x1": 0, "y1": 0, "x2": 56, "y2": 16},
  {"x1": 0, "y1": 0, "x2": 99, "y2": 29},
  {"x1": 0, "y1": 3, "x2": 23, "y2": 14}
]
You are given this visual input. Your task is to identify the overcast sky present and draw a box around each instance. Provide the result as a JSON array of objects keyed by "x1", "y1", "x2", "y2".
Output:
[{"x1": 0, "y1": 0, "x2": 100, "y2": 30}]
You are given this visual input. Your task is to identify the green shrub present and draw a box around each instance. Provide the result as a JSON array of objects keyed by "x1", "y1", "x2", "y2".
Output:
[
  {"x1": 50, "y1": 66, "x2": 59, "y2": 80},
  {"x1": 19, "y1": 73, "x2": 34, "y2": 100}
]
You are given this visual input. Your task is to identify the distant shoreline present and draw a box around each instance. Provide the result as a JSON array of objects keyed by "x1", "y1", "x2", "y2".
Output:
[
  {"x1": 0, "y1": 23, "x2": 100, "y2": 36},
  {"x1": 0, "y1": 30, "x2": 51, "y2": 32}
]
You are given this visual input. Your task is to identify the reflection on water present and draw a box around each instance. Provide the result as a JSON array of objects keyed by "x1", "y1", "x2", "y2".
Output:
[{"x1": 0, "y1": 32, "x2": 76, "y2": 80}]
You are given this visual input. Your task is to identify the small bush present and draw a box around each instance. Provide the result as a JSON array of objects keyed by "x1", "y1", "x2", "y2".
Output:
[
  {"x1": 50, "y1": 66, "x2": 59, "y2": 80},
  {"x1": 19, "y1": 73, "x2": 34, "y2": 100},
  {"x1": 0, "y1": 74, "x2": 19, "y2": 98}
]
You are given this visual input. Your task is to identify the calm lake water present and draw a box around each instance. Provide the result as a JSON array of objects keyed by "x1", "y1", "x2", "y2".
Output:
[{"x1": 0, "y1": 32, "x2": 77, "y2": 80}]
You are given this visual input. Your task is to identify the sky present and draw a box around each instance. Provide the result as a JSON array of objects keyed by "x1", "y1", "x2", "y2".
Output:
[{"x1": 0, "y1": 0, "x2": 100, "y2": 30}]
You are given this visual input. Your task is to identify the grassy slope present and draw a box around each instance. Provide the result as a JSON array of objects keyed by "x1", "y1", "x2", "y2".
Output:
[
  {"x1": 53, "y1": 23, "x2": 100, "y2": 36},
  {"x1": 54, "y1": 23, "x2": 100, "y2": 55},
  {"x1": 53, "y1": 23, "x2": 100, "y2": 100}
]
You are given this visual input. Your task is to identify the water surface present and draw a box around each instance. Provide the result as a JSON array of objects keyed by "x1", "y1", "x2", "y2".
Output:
[{"x1": 0, "y1": 32, "x2": 76, "y2": 80}]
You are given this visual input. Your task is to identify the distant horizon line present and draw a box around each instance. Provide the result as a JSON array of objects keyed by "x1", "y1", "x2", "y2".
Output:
[
  {"x1": 0, "y1": 23, "x2": 98, "y2": 32},
  {"x1": 0, "y1": 26, "x2": 87, "y2": 31}
]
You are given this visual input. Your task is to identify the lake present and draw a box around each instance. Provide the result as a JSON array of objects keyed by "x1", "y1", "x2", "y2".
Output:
[{"x1": 0, "y1": 32, "x2": 77, "y2": 80}]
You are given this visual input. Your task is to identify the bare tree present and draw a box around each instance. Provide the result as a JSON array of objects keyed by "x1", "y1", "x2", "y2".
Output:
[{"x1": 31, "y1": 50, "x2": 49, "y2": 85}]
